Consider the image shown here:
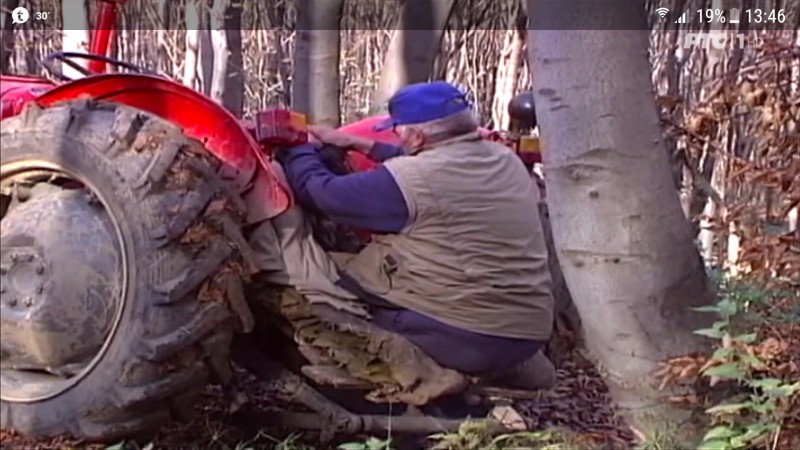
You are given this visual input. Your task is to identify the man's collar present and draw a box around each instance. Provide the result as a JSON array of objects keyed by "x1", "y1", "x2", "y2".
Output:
[{"x1": 410, "y1": 130, "x2": 482, "y2": 154}]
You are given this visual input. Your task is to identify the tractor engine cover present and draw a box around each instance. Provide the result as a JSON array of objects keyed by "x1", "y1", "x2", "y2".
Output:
[{"x1": 0, "y1": 188, "x2": 120, "y2": 376}]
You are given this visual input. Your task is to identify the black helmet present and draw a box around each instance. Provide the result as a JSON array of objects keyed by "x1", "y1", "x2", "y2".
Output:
[{"x1": 508, "y1": 91, "x2": 537, "y2": 129}]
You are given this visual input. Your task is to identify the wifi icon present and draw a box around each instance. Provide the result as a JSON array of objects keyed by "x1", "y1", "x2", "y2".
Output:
[{"x1": 656, "y1": 7, "x2": 670, "y2": 21}]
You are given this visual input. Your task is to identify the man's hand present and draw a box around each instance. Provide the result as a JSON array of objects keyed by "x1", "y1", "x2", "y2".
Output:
[
  {"x1": 308, "y1": 124, "x2": 374, "y2": 153},
  {"x1": 308, "y1": 124, "x2": 355, "y2": 147}
]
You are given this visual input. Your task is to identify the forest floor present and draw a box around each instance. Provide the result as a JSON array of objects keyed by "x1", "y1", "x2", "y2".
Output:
[
  {"x1": 0, "y1": 348, "x2": 638, "y2": 450},
  {"x1": 3, "y1": 292, "x2": 798, "y2": 450},
  {"x1": 2, "y1": 275, "x2": 796, "y2": 450},
  {"x1": 2, "y1": 305, "x2": 797, "y2": 450}
]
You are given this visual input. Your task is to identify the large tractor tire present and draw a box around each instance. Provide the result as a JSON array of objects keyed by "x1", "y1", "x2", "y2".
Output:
[{"x1": 0, "y1": 100, "x2": 251, "y2": 441}]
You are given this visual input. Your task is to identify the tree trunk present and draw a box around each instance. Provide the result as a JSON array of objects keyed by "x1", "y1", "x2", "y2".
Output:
[
  {"x1": 209, "y1": 0, "x2": 229, "y2": 104},
  {"x1": 292, "y1": 0, "x2": 344, "y2": 126},
  {"x1": 793, "y1": 31, "x2": 800, "y2": 95},
  {"x1": 490, "y1": 27, "x2": 524, "y2": 130},
  {"x1": 199, "y1": 6, "x2": 214, "y2": 96},
  {"x1": 61, "y1": 0, "x2": 90, "y2": 79},
  {"x1": 0, "y1": 0, "x2": 19, "y2": 73},
  {"x1": 696, "y1": 0, "x2": 727, "y2": 263},
  {"x1": 223, "y1": 0, "x2": 244, "y2": 116},
  {"x1": 788, "y1": 30, "x2": 799, "y2": 237},
  {"x1": 371, "y1": 0, "x2": 456, "y2": 110},
  {"x1": 183, "y1": 0, "x2": 201, "y2": 89},
  {"x1": 154, "y1": 0, "x2": 170, "y2": 74},
  {"x1": 23, "y1": 27, "x2": 36, "y2": 74},
  {"x1": 528, "y1": 1, "x2": 715, "y2": 443},
  {"x1": 538, "y1": 194, "x2": 584, "y2": 366}
]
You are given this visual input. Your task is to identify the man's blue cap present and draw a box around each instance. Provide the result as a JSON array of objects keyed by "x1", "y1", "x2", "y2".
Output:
[{"x1": 373, "y1": 81, "x2": 470, "y2": 132}]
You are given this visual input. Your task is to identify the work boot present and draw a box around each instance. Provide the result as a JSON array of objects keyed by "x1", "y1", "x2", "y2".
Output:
[{"x1": 490, "y1": 350, "x2": 556, "y2": 391}]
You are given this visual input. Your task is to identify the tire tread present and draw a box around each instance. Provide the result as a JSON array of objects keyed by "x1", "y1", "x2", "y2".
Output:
[{"x1": 0, "y1": 99, "x2": 254, "y2": 441}]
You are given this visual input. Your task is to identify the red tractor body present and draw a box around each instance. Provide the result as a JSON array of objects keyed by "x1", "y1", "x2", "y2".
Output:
[
  {"x1": 1, "y1": 75, "x2": 55, "y2": 119},
  {"x1": 0, "y1": 72, "x2": 294, "y2": 222}
]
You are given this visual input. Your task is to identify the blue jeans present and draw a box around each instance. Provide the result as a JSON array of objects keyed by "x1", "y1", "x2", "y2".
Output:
[
  {"x1": 372, "y1": 307, "x2": 543, "y2": 375},
  {"x1": 336, "y1": 273, "x2": 542, "y2": 375}
]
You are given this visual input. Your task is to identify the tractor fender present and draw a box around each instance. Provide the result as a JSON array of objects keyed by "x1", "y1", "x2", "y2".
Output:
[
  {"x1": 1, "y1": 75, "x2": 57, "y2": 120},
  {"x1": 33, "y1": 74, "x2": 291, "y2": 220}
]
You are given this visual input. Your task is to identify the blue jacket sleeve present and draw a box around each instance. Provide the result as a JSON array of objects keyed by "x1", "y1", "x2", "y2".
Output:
[
  {"x1": 369, "y1": 142, "x2": 405, "y2": 162},
  {"x1": 282, "y1": 144, "x2": 409, "y2": 233}
]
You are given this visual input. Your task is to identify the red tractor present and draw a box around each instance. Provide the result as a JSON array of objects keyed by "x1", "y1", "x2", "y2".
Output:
[{"x1": 0, "y1": 0, "x2": 552, "y2": 443}]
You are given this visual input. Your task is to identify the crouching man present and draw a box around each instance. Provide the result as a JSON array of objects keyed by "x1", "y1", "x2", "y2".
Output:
[{"x1": 279, "y1": 81, "x2": 556, "y2": 390}]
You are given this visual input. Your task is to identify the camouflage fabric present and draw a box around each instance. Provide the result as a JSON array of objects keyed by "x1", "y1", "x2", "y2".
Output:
[{"x1": 254, "y1": 285, "x2": 468, "y2": 406}]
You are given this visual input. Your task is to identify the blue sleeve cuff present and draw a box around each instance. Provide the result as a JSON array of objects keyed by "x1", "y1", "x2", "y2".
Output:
[
  {"x1": 282, "y1": 144, "x2": 409, "y2": 233},
  {"x1": 369, "y1": 142, "x2": 405, "y2": 162}
]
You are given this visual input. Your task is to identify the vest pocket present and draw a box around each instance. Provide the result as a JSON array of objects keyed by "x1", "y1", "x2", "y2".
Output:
[{"x1": 340, "y1": 241, "x2": 394, "y2": 295}]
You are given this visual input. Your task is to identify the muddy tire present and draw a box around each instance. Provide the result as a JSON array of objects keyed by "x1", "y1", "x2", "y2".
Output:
[{"x1": 0, "y1": 100, "x2": 252, "y2": 441}]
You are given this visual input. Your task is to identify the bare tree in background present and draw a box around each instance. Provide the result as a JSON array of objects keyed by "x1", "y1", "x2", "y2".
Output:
[
  {"x1": 1, "y1": 0, "x2": 20, "y2": 73},
  {"x1": 223, "y1": 0, "x2": 244, "y2": 116},
  {"x1": 209, "y1": 0, "x2": 229, "y2": 103},
  {"x1": 791, "y1": 29, "x2": 800, "y2": 235},
  {"x1": 153, "y1": 0, "x2": 170, "y2": 74},
  {"x1": 528, "y1": 1, "x2": 715, "y2": 444},
  {"x1": 696, "y1": 0, "x2": 730, "y2": 264},
  {"x1": 292, "y1": 0, "x2": 344, "y2": 125},
  {"x1": 490, "y1": 6, "x2": 526, "y2": 129},
  {"x1": 183, "y1": 0, "x2": 202, "y2": 89},
  {"x1": 372, "y1": 0, "x2": 456, "y2": 110},
  {"x1": 199, "y1": 3, "x2": 214, "y2": 95},
  {"x1": 203, "y1": 0, "x2": 244, "y2": 116},
  {"x1": 61, "y1": 0, "x2": 90, "y2": 79}
]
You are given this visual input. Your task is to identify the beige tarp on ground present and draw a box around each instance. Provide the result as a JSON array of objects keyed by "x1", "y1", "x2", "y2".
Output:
[{"x1": 245, "y1": 163, "x2": 467, "y2": 405}]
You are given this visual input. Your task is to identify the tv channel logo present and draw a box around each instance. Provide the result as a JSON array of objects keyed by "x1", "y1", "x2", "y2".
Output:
[{"x1": 12, "y1": 6, "x2": 30, "y2": 24}]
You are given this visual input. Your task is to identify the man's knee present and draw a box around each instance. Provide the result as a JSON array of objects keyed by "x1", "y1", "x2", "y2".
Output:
[{"x1": 372, "y1": 309, "x2": 539, "y2": 375}]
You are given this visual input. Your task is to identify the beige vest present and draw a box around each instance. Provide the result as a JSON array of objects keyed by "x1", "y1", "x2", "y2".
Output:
[{"x1": 342, "y1": 132, "x2": 554, "y2": 340}]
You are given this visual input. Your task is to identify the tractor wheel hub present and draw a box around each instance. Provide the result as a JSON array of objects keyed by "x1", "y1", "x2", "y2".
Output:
[{"x1": 1, "y1": 188, "x2": 120, "y2": 376}]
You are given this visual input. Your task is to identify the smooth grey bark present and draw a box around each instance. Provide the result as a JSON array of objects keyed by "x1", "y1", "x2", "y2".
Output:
[
  {"x1": 223, "y1": 0, "x2": 244, "y2": 116},
  {"x1": 292, "y1": 0, "x2": 344, "y2": 126},
  {"x1": 527, "y1": 1, "x2": 715, "y2": 443},
  {"x1": 490, "y1": 27, "x2": 524, "y2": 130},
  {"x1": 199, "y1": 6, "x2": 214, "y2": 96},
  {"x1": 371, "y1": 0, "x2": 456, "y2": 110},
  {"x1": 61, "y1": 0, "x2": 90, "y2": 79},
  {"x1": 153, "y1": 0, "x2": 172, "y2": 74},
  {"x1": 182, "y1": 0, "x2": 201, "y2": 89},
  {"x1": 1, "y1": 0, "x2": 19, "y2": 73},
  {"x1": 208, "y1": 0, "x2": 228, "y2": 104}
]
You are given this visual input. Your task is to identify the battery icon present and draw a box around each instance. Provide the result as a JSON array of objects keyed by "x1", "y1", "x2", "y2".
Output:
[{"x1": 729, "y1": 8, "x2": 740, "y2": 23}]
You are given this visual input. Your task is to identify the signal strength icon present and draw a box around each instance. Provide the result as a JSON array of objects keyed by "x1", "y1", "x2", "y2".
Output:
[
  {"x1": 655, "y1": 7, "x2": 670, "y2": 21},
  {"x1": 675, "y1": 10, "x2": 689, "y2": 23}
]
